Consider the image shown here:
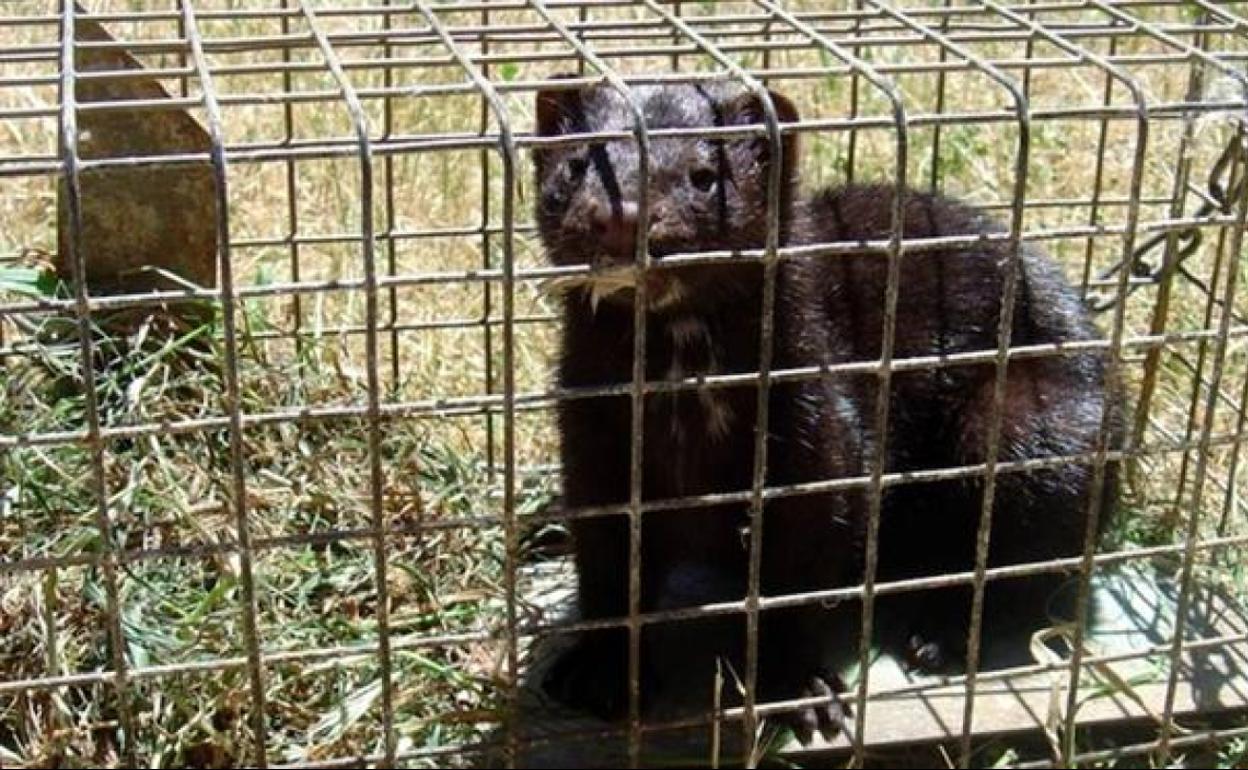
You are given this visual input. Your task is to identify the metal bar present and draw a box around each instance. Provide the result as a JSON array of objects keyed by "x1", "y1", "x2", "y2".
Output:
[
  {"x1": 54, "y1": 3, "x2": 137, "y2": 762},
  {"x1": 477, "y1": 0, "x2": 497, "y2": 480},
  {"x1": 1077, "y1": 21, "x2": 1119, "y2": 297},
  {"x1": 927, "y1": 0, "x2": 954, "y2": 193},
  {"x1": 409, "y1": 3, "x2": 522, "y2": 766},
  {"x1": 5, "y1": 13, "x2": 1247, "y2": 72},
  {"x1": 18, "y1": 40, "x2": 1248, "y2": 119},
  {"x1": 0, "y1": 0, "x2": 1232, "y2": 28},
  {"x1": 176, "y1": 1, "x2": 270, "y2": 765},
  {"x1": 1018, "y1": 723, "x2": 1248, "y2": 769},
  {"x1": 9, "y1": 98, "x2": 1248, "y2": 178},
  {"x1": 752, "y1": 3, "x2": 909, "y2": 763},
  {"x1": 0, "y1": 313, "x2": 554, "y2": 356},
  {"x1": 637, "y1": 0, "x2": 790, "y2": 752},
  {"x1": 846, "y1": 0, "x2": 864, "y2": 185},
  {"x1": 280, "y1": 0, "x2": 307, "y2": 375},
  {"x1": 1075, "y1": 3, "x2": 1248, "y2": 762},
  {"x1": 3, "y1": 534, "x2": 1247, "y2": 703},
  {"x1": 1166, "y1": 185, "x2": 1239, "y2": 551},
  {"x1": 1158, "y1": 123, "x2": 1248, "y2": 765},
  {"x1": 1215, "y1": 327, "x2": 1248, "y2": 538},
  {"x1": 969, "y1": 3, "x2": 1153, "y2": 764},
  {"x1": 384, "y1": 1, "x2": 401, "y2": 396},
  {"x1": 5, "y1": 321, "x2": 1248, "y2": 452},
  {"x1": 0, "y1": 188, "x2": 1202, "y2": 257},
  {"x1": 860, "y1": 5, "x2": 1034, "y2": 765},
  {"x1": 2, "y1": 210, "x2": 1242, "y2": 318},
  {"x1": 5, "y1": 526, "x2": 1248, "y2": 678},
  {"x1": 1128, "y1": 11, "x2": 1210, "y2": 448},
  {"x1": 3, "y1": 474, "x2": 1247, "y2": 589},
  {"x1": 522, "y1": 3, "x2": 653, "y2": 762},
  {"x1": 12, "y1": 40, "x2": 1248, "y2": 97},
  {"x1": 295, "y1": 1, "x2": 397, "y2": 763}
]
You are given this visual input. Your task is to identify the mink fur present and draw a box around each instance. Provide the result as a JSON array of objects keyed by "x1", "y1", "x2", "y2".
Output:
[{"x1": 531, "y1": 81, "x2": 1124, "y2": 741}]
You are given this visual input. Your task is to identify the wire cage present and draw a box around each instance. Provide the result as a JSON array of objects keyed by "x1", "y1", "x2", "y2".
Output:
[{"x1": 1, "y1": 1, "x2": 1246, "y2": 767}]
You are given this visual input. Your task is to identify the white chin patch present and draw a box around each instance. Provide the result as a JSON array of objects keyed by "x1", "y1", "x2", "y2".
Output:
[
  {"x1": 647, "y1": 277, "x2": 686, "y2": 311},
  {"x1": 541, "y1": 267, "x2": 684, "y2": 313}
]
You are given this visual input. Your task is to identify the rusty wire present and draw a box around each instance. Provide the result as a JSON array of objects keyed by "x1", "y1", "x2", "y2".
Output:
[{"x1": 3, "y1": 1, "x2": 1248, "y2": 767}]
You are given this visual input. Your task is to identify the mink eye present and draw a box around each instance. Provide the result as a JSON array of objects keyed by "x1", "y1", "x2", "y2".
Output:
[
  {"x1": 689, "y1": 167, "x2": 717, "y2": 192},
  {"x1": 566, "y1": 156, "x2": 588, "y2": 180}
]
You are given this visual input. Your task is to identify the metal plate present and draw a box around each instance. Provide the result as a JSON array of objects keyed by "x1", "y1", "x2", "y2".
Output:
[
  {"x1": 56, "y1": 5, "x2": 216, "y2": 294},
  {"x1": 510, "y1": 559, "x2": 1248, "y2": 767}
]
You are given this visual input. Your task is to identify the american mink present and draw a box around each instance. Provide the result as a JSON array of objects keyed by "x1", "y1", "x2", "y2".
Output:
[{"x1": 532, "y1": 81, "x2": 1122, "y2": 741}]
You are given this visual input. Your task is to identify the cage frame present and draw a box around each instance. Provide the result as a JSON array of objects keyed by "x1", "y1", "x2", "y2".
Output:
[{"x1": 1, "y1": 1, "x2": 1247, "y2": 768}]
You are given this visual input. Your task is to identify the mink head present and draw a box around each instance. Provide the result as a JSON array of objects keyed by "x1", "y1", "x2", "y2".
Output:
[{"x1": 532, "y1": 80, "x2": 798, "y2": 313}]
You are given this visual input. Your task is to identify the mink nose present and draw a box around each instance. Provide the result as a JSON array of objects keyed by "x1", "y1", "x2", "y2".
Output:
[{"x1": 590, "y1": 201, "x2": 639, "y2": 266}]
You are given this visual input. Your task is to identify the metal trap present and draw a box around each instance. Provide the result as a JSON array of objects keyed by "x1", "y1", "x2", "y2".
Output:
[{"x1": 0, "y1": 2, "x2": 1245, "y2": 767}]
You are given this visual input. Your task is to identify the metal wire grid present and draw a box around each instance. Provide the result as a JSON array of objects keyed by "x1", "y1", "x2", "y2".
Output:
[{"x1": 0, "y1": 0, "x2": 1246, "y2": 767}]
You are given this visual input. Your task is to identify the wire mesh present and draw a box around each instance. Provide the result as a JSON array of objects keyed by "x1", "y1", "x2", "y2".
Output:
[{"x1": 1, "y1": 1, "x2": 1247, "y2": 768}]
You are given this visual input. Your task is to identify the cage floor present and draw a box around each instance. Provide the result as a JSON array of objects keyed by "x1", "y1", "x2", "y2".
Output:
[{"x1": 507, "y1": 559, "x2": 1248, "y2": 767}]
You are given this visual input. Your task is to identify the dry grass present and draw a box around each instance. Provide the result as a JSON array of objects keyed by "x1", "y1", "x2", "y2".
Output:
[{"x1": 0, "y1": 0, "x2": 1246, "y2": 767}]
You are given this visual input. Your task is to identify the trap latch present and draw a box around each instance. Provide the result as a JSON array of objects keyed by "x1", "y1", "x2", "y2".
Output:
[{"x1": 1087, "y1": 76, "x2": 1248, "y2": 314}]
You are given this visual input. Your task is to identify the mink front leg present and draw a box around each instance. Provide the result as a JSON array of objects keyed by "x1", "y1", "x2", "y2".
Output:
[
  {"x1": 543, "y1": 394, "x2": 638, "y2": 718},
  {"x1": 759, "y1": 492, "x2": 860, "y2": 743},
  {"x1": 758, "y1": 380, "x2": 866, "y2": 743}
]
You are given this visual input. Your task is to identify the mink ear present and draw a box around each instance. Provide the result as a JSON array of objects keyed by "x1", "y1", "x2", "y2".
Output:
[
  {"x1": 723, "y1": 89, "x2": 799, "y2": 179},
  {"x1": 536, "y1": 91, "x2": 575, "y2": 137},
  {"x1": 534, "y1": 75, "x2": 585, "y2": 175},
  {"x1": 535, "y1": 73, "x2": 587, "y2": 136},
  {"x1": 724, "y1": 88, "x2": 799, "y2": 128}
]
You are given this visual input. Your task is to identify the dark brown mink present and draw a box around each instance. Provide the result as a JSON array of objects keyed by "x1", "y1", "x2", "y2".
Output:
[{"x1": 531, "y1": 80, "x2": 1123, "y2": 742}]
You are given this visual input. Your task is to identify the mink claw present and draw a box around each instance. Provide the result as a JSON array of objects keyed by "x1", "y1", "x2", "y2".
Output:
[
  {"x1": 776, "y1": 671, "x2": 854, "y2": 747},
  {"x1": 905, "y1": 633, "x2": 948, "y2": 673},
  {"x1": 808, "y1": 671, "x2": 854, "y2": 744}
]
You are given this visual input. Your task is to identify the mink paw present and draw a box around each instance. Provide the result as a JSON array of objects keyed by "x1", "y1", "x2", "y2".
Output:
[
  {"x1": 770, "y1": 670, "x2": 853, "y2": 746},
  {"x1": 904, "y1": 633, "x2": 947, "y2": 673},
  {"x1": 542, "y1": 635, "x2": 632, "y2": 720},
  {"x1": 902, "y1": 627, "x2": 968, "y2": 675}
]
